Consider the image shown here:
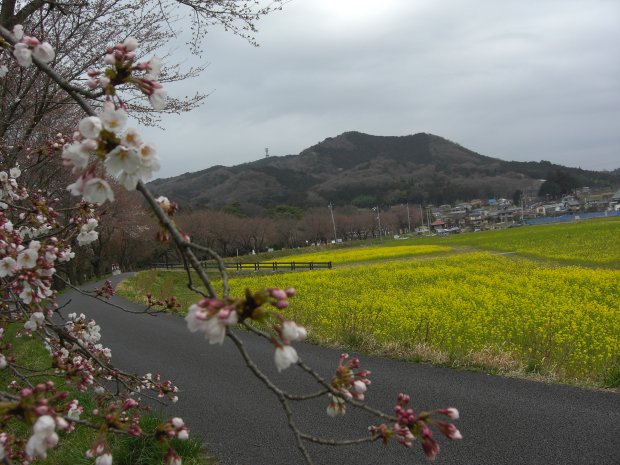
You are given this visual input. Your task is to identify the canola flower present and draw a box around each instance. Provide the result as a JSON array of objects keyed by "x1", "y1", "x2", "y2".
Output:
[
  {"x1": 419, "y1": 218, "x2": 620, "y2": 268},
  {"x1": 223, "y1": 252, "x2": 620, "y2": 383},
  {"x1": 277, "y1": 244, "x2": 451, "y2": 265}
]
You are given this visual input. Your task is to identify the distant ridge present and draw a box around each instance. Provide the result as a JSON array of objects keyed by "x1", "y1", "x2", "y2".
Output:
[{"x1": 149, "y1": 132, "x2": 620, "y2": 210}]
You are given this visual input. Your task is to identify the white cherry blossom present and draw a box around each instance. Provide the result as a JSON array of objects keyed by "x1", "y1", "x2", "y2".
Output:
[
  {"x1": 149, "y1": 88, "x2": 167, "y2": 110},
  {"x1": 274, "y1": 345, "x2": 298, "y2": 372},
  {"x1": 123, "y1": 36, "x2": 139, "y2": 51},
  {"x1": 25, "y1": 415, "x2": 59, "y2": 460},
  {"x1": 156, "y1": 196, "x2": 171, "y2": 212},
  {"x1": 13, "y1": 25, "x2": 24, "y2": 40},
  {"x1": 101, "y1": 105, "x2": 128, "y2": 132},
  {"x1": 77, "y1": 229, "x2": 98, "y2": 246},
  {"x1": 13, "y1": 43, "x2": 32, "y2": 67},
  {"x1": 122, "y1": 128, "x2": 142, "y2": 147},
  {"x1": 78, "y1": 116, "x2": 102, "y2": 139},
  {"x1": 282, "y1": 321, "x2": 307, "y2": 343},
  {"x1": 17, "y1": 248, "x2": 38, "y2": 269},
  {"x1": 62, "y1": 143, "x2": 90, "y2": 171},
  {"x1": 144, "y1": 56, "x2": 162, "y2": 79},
  {"x1": 67, "y1": 175, "x2": 86, "y2": 196},
  {"x1": 117, "y1": 171, "x2": 140, "y2": 190},
  {"x1": 0, "y1": 257, "x2": 17, "y2": 277},
  {"x1": 105, "y1": 146, "x2": 140, "y2": 175},
  {"x1": 19, "y1": 286, "x2": 34, "y2": 304},
  {"x1": 0, "y1": 64, "x2": 7, "y2": 78},
  {"x1": 95, "y1": 453, "x2": 113, "y2": 465},
  {"x1": 24, "y1": 312, "x2": 45, "y2": 330},
  {"x1": 32, "y1": 42, "x2": 55, "y2": 63},
  {"x1": 82, "y1": 178, "x2": 114, "y2": 204}
]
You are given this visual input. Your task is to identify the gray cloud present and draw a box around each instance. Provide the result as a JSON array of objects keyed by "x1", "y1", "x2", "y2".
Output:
[{"x1": 142, "y1": 0, "x2": 620, "y2": 178}]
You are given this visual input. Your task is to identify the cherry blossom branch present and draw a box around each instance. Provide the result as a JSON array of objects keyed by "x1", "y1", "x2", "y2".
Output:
[
  {"x1": 0, "y1": 25, "x2": 97, "y2": 116},
  {"x1": 0, "y1": 27, "x2": 462, "y2": 464},
  {"x1": 238, "y1": 320, "x2": 396, "y2": 420},
  {"x1": 226, "y1": 330, "x2": 315, "y2": 465},
  {"x1": 186, "y1": 241, "x2": 229, "y2": 297},
  {"x1": 299, "y1": 434, "x2": 379, "y2": 446},
  {"x1": 54, "y1": 275, "x2": 167, "y2": 316},
  {"x1": 136, "y1": 180, "x2": 218, "y2": 299},
  {"x1": 296, "y1": 359, "x2": 397, "y2": 422}
]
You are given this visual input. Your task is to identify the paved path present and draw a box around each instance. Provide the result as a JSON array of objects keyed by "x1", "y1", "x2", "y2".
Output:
[{"x1": 59, "y1": 275, "x2": 620, "y2": 465}]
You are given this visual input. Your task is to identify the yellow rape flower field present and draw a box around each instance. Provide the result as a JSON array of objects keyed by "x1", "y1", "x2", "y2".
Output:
[
  {"x1": 276, "y1": 244, "x2": 451, "y2": 264},
  {"x1": 414, "y1": 217, "x2": 620, "y2": 268},
  {"x1": 120, "y1": 218, "x2": 620, "y2": 388}
]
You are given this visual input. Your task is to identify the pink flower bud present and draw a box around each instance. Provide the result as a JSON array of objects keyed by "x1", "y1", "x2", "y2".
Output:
[
  {"x1": 436, "y1": 421, "x2": 462, "y2": 440},
  {"x1": 274, "y1": 300, "x2": 289, "y2": 309},
  {"x1": 122, "y1": 398, "x2": 138, "y2": 410},
  {"x1": 268, "y1": 288, "x2": 287, "y2": 300},
  {"x1": 56, "y1": 417, "x2": 69, "y2": 430},
  {"x1": 24, "y1": 36, "x2": 40, "y2": 46},
  {"x1": 34, "y1": 405, "x2": 49, "y2": 415},
  {"x1": 437, "y1": 407, "x2": 459, "y2": 420},
  {"x1": 353, "y1": 380, "x2": 367, "y2": 394}
]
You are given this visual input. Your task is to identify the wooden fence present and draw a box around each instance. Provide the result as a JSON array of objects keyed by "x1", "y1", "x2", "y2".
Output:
[{"x1": 150, "y1": 261, "x2": 332, "y2": 271}]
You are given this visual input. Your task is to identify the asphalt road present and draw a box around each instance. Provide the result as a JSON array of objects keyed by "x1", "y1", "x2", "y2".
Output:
[{"x1": 58, "y1": 275, "x2": 620, "y2": 465}]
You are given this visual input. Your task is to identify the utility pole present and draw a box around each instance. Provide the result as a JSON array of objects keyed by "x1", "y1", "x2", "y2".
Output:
[
  {"x1": 406, "y1": 202, "x2": 411, "y2": 233},
  {"x1": 374, "y1": 206, "x2": 383, "y2": 242},
  {"x1": 426, "y1": 207, "x2": 432, "y2": 235},
  {"x1": 328, "y1": 202, "x2": 337, "y2": 243},
  {"x1": 419, "y1": 204, "x2": 424, "y2": 231}
]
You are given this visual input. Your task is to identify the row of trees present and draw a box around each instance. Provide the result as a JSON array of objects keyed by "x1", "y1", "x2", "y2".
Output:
[{"x1": 175, "y1": 205, "x2": 424, "y2": 257}]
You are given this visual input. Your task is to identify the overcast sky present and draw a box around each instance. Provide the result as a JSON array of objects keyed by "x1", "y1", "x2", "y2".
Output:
[{"x1": 142, "y1": 0, "x2": 620, "y2": 179}]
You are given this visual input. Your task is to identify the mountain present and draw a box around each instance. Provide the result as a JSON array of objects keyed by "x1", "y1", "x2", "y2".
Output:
[{"x1": 148, "y1": 132, "x2": 620, "y2": 210}]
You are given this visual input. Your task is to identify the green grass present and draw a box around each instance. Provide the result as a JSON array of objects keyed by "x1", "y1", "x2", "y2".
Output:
[{"x1": 0, "y1": 322, "x2": 216, "y2": 465}]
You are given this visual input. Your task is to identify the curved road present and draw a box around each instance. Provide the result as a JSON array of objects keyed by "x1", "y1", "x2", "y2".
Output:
[{"x1": 59, "y1": 275, "x2": 619, "y2": 465}]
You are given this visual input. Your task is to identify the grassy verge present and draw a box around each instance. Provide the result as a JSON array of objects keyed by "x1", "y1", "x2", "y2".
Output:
[{"x1": 0, "y1": 323, "x2": 217, "y2": 465}]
